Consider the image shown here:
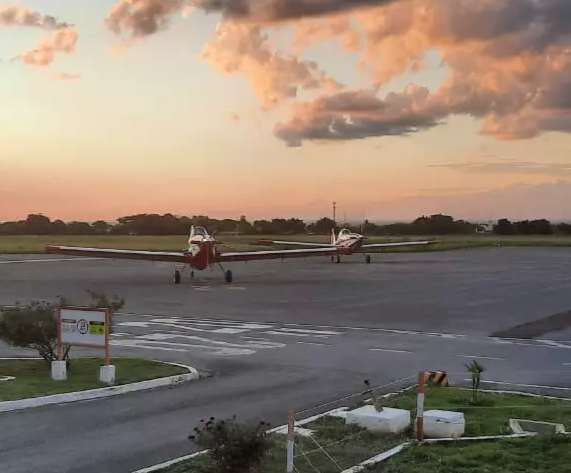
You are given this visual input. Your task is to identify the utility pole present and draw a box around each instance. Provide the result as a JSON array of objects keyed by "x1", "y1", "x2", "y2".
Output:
[
  {"x1": 332, "y1": 201, "x2": 337, "y2": 227},
  {"x1": 286, "y1": 409, "x2": 295, "y2": 473}
]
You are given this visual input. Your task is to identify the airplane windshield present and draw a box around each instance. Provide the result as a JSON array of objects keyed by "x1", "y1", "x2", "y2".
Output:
[{"x1": 192, "y1": 226, "x2": 208, "y2": 237}]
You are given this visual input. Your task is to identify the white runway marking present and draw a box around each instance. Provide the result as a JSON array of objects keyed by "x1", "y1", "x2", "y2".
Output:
[
  {"x1": 491, "y1": 338, "x2": 571, "y2": 350},
  {"x1": 263, "y1": 330, "x2": 330, "y2": 338},
  {"x1": 0, "y1": 376, "x2": 16, "y2": 382},
  {"x1": 275, "y1": 328, "x2": 341, "y2": 335},
  {"x1": 295, "y1": 341, "x2": 329, "y2": 347},
  {"x1": 369, "y1": 348, "x2": 412, "y2": 354},
  {"x1": 113, "y1": 316, "x2": 342, "y2": 356},
  {"x1": 475, "y1": 380, "x2": 571, "y2": 391},
  {"x1": 456, "y1": 354, "x2": 506, "y2": 361},
  {"x1": 0, "y1": 257, "x2": 100, "y2": 264}
]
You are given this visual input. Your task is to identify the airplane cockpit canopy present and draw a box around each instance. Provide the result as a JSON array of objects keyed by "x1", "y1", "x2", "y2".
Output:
[{"x1": 189, "y1": 225, "x2": 212, "y2": 243}]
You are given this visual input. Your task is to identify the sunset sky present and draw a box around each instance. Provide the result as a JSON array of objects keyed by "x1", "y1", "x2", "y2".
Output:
[{"x1": 2, "y1": 0, "x2": 571, "y2": 222}]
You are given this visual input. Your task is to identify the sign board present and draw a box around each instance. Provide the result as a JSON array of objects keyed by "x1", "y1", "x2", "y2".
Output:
[
  {"x1": 56, "y1": 307, "x2": 111, "y2": 365},
  {"x1": 59, "y1": 308, "x2": 109, "y2": 347}
]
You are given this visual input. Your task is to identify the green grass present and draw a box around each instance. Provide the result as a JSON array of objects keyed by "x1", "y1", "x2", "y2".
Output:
[
  {"x1": 380, "y1": 386, "x2": 571, "y2": 436},
  {"x1": 3, "y1": 233, "x2": 571, "y2": 254},
  {"x1": 0, "y1": 358, "x2": 188, "y2": 401},
  {"x1": 377, "y1": 436, "x2": 571, "y2": 473},
  {"x1": 164, "y1": 416, "x2": 409, "y2": 473},
  {"x1": 160, "y1": 388, "x2": 571, "y2": 473}
]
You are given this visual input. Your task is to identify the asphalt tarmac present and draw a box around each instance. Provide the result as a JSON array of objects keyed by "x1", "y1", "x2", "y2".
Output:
[{"x1": 0, "y1": 247, "x2": 570, "y2": 473}]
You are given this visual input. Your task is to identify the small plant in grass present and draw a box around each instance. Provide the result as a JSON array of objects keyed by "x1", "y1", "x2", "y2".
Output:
[
  {"x1": 364, "y1": 379, "x2": 383, "y2": 411},
  {"x1": 189, "y1": 416, "x2": 272, "y2": 473},
  {"x1": 465, "y1": 360, "x2": 486, "y2": 403},
  {"x1": 0, "y1": 291, "x2": 124, "y2": 366}
]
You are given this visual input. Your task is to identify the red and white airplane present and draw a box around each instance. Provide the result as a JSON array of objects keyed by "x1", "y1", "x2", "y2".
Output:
[{"x1": 46, "y1": 226, "x2": 433, "y2": 283}]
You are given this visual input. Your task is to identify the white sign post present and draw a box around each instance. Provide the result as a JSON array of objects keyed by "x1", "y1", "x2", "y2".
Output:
[{"x1": 52, "y1": 307, "x2": 115, "y2": 384}]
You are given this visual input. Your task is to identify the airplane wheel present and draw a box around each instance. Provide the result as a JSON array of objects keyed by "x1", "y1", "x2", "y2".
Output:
[
  {"x1": 366, "y1": 255, "x2": 371, "y2": 264},
  {"x1": 335, "y1": 255, "x2": 341, "y2": 264},
  {"x1": 174, "y1": 270, "x2": 181, "y2": 285},
  {"x1": 224, "y1": 270, "x2": 233, "y2": 283}
]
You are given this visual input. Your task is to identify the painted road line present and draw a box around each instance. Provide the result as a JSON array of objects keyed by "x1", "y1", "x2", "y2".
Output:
[
  {"x1": 456, "y1": 354, "x2": 506, "y2": 361},
  {"x1": 263, "y1": 330, "x2": 330, "y2": 338},
  {"x1": 0, "y1": 257, "x2": 101, "y2": 264},
  {"x1": 295, "y1": 341, "x2": 330, "y2": 347},
  {"x1": 369, "y1": 348, "x2": 412, "y2": 354},
  {"x1": 474, "y1": 380, "x2": 571, "y2": 391},
  {"x1": 275, "y1": 328, "x2": 342, "y2": 335},
  {"x1": 564, "y1": 363, "x2": 571, "y2": 366}
]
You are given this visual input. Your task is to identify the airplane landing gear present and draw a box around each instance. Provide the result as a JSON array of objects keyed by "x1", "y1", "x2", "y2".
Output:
[
  {"x1": 174, "y1": 270, "x2": 181, "y2": 284},
  {"x1": 365, "y1": 255, "x2": 371, "y2": 264},
  {"x1": 190, "y1": 271, "x2": 195, "y2": 280},
  {"x1": 218, "y1": 264, "x2": 233, "y2": 283},
  {"x1": 335, "y1": 255, "x2": 341, "y2": 264}
]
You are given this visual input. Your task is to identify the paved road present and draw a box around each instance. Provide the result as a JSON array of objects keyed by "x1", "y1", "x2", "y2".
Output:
[{"x1": 1, "y1": 248, "x2": 571, "y2": 472}]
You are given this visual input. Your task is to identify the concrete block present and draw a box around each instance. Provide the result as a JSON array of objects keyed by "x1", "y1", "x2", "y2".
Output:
[
  {"x1": 51, "y1": 361, "x2": 67, "y2": 381},
  {"x1": 99, "y1": 365, "x2": 116, "y2": 385},
  {"x1": 346, "y1": 406, "x2": 410, "y2": 434},
  {"x1": 423, "y1": 410, "x2": 465, "y2": 438}
]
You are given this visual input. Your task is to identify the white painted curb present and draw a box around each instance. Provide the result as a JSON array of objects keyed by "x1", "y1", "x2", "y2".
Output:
[
  {"x1": 423, "y1": 433, "x2": 537, "y2": 443},
  {"x1": 340, "y1": 442, "x2": 410, "y2": 473},
  {"x1": 0, "y1": 358, "x2": 199, "y2": 413}
]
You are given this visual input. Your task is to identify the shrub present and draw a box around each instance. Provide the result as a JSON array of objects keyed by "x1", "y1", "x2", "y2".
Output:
[
  {"x1": 0, "y1": 291, "x2": 125, "y2": 365},
  {"x1": 0, "y1": 300, "x2": 59, "y2": 362},
  {"x1": 189, "y1": 416, "x2": 272, "y2": 473}
]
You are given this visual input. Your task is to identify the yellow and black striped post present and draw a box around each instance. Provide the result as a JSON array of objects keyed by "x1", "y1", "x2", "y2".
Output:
[{"x1": 426, "y1": 370, "x2": 449, "y2": 387}]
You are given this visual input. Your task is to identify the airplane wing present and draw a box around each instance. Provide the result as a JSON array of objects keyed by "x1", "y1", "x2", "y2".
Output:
[
  {"x1": 358, "y1": 240, "x2": 435, "y2": 250},
  {"x1": 217, "y1": 246, "x2": 339, "y2": 263},
  {"x1": 46, "y1": 245, "x2": 188, "y2": 263},
  {"x1": 257, "y1": 239, "x2": 334, "y2": 248}
]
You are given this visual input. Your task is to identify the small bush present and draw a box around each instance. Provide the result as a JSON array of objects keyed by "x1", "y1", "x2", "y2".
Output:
[
  {"x1": 0, "y1": 291, "x2": 125, "y2": 365},
  {"x1": 0, "y1": 300, "x2": 58, "y2": 362},
  {"x1": 189, "y1": 416, "x2": 272, "y2": 473}
]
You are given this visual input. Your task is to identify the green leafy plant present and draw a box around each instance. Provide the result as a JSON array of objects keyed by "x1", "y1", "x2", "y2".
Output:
[
  {"x1": 0, "y1": 300, "x2": 59, "y2": 362},
  {"x1": 189, "y1": 416, "x2": 272, "y2": 473},
  {"x1": 364, "y1": 379, "x2": 383, "y2": 411},
  {"x1": 465, "y1": 360, "x2": 486, "y2": 402}
]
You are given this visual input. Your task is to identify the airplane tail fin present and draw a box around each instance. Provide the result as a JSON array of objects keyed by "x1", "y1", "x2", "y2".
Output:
[{"x1": 188, "y1": 225, "x2": 195, "y2": 248}]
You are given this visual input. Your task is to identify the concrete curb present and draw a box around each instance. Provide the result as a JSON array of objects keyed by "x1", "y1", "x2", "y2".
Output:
[
  {"x1": 340, "y1": 442, "x2": 411, "y2": 473},
  {"x1": 0, "y1": 358, "x2": 199, "y2": 414}
]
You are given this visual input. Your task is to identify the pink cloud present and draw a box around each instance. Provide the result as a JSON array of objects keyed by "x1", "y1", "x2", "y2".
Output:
[
  {"x1": 202, "y1": 21, "x2": 341, "y2": 109},
  {"x1": 19, "y1": 28, "x2": 78, "y2": 67}
]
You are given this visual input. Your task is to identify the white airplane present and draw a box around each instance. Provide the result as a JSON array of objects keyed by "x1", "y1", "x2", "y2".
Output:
[{"x1": 47, "y1": 226, "x2": 434, "y2": 283}]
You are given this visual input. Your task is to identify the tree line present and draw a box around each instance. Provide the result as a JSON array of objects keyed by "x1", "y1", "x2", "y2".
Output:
[{"x1": 1, "y1": 213, "x2": 570, "y2": 236}]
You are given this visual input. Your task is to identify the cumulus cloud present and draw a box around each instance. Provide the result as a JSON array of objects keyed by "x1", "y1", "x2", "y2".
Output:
[
  {"x1": 19, "y1": 28, "x2": 78, "y2": 67},
  {"x1": 275, "y1": 0, "x2": 571, "y2": 145},
  {"x1": 106, "y1": 0, "x2": 191, "y2": 37},
  {"x1": 1, "y1": 6, "x2": 77, "y2": 67},
  {"x1": 202, "y1": 21, "x2": 340, "y2": 108},
  {"x1": 0, "y1": 6, "x2": 71, "y2": 29},
  {"x1": 275, "y1": 85, "x2": 445, "y2": 145},
  {"x1": 193, "y1": 0, "x2": 395, "y2": 22},
  {"x1": 104, "y1": 0, "x2": 571, "y2": 144}
]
